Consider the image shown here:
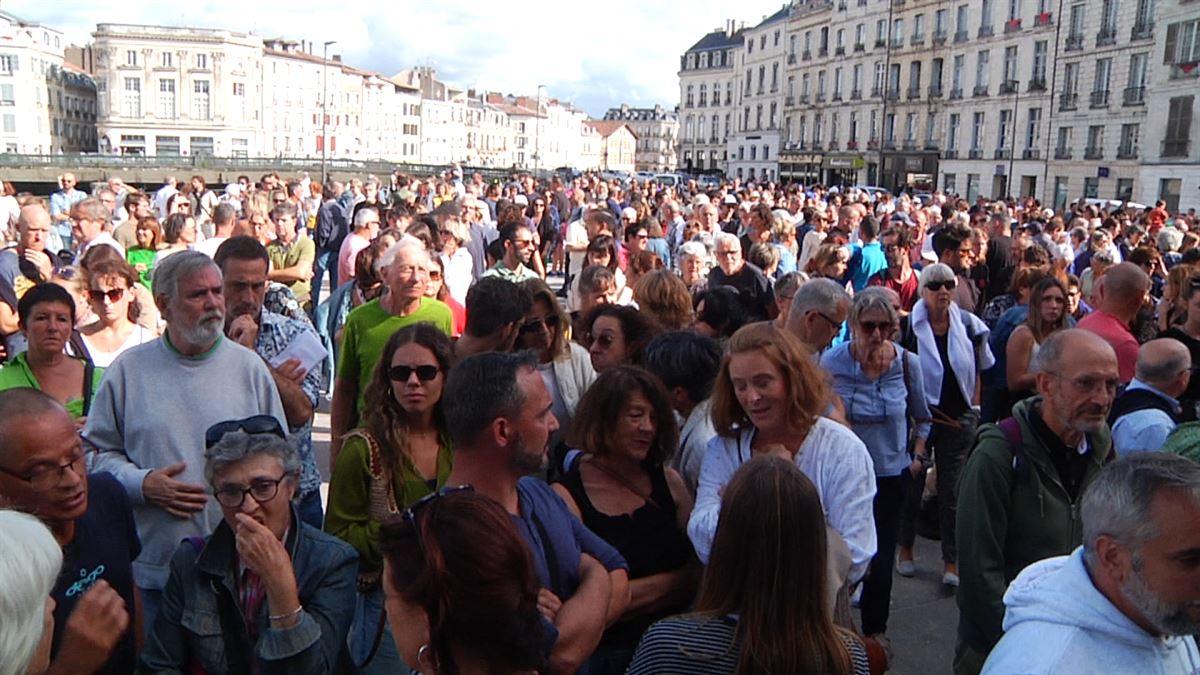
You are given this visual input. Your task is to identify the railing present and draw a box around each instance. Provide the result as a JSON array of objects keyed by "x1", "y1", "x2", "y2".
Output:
[
  {"x1": 1028, "y1": 78, "x2": 1047, "y2": 91},
  {"x1": 978, "y1": 25, "x2": 994, "y2": 38},
  {"x1": 835, "y1": 46, "x2": 846, "y2": 56},
  {"x1": 928, "y1": 85, "x2": 944, "y2": 98},
  {"x1": 788, "y1": 54, "x2": 797, "y2": 64},
  {"x1": 1022, "y1": 148, "x2": 1040, "y2": 160},
  {"x1": 1131, "y1": 23, "x2": 1152, "y2": 40},
  {"x1": 871, "y1": 86, "x2": 882, "y2": 98},
  {"x1": 994, "y1": 149, "x2": 1011, "y2": 159},
  {"x1": 1035, "y1": 12, "x2": 1053, "y2": 27},
  {"x1": 832, "y1": 91, "x2": 844, "y2": 101},
  {"x1": 1054, "y1": 147, "x2": 1072, "y2": 159},
  {"x1": 1059, "y1": 92, "x2": 1078, "y2": 110},
  {"x1": 1065, "y1": 34, "x2": 1084, "y2": 51},
  {"x1": 968, "y1": 148, "x2": 983, "y2": 159},
  {"x1": 1084, "y1": 146, "x2": 1103, "y2": 159},
  {"x1": 891, "y1": 37, "x2": 904, "y2": 49},
  {"x1": 907, "y1": 86, "x2": 922, "y2": 100},
  {"x1": 1116, "y1": 143, "x2": 1138, "y2": 159},
  {"x1": 851, "y1": 89, "x2": 863, "y2": 100},
  {"x1": 819, "y1": 47, "x2": 829, "y2": 57},
  {"x1": 949, "y1": 87, "x2": 963, "y2": 99},
  {"x1": 999, "y1": 80, "x2": 1018, "y2": 94},
  {"x1": 874, "y1": 38, "x2": 886, "y2": 48},
  {"x1": 1170, "y1": 63, "x2": 1199, "y2": 80},
  {"x1": 1096, "y1": 28, "x2": 1117, "y2": 46},
  {"x1": 886, "y1": 88, "x2": 900, "y2": 101},
  {"x1": 954, "y1": 30, "x2": 969, "y2": 43},
  {"x1": 1123, "y1": 86, "x2": 1145, "y2": 106},
  {"x1": 943, "y1": 149, "x2": 958, "y2": 159},
  {"x1": 973, "y1": 84, "x2": 990, "y2": 97},
  {"x1": 933, "y1": 30, "x2": 948, "y2": 45},
  {"x1": 1005, "y1": 19, "x2": 1022, "y2": 33},
  {"x1": 1089, "y1": 90, "x2": 1110, "y2": 108},
  {"x1": 786, "y1": 96, "x2": 795, "y2": 106},
  {"x1": 847, "y1": 140, "x2": 859, "y2": 149},
  {"x1": 854, "y1": 43, "x2": 866, "y2": 53},
  {"x1": 910, "y1": 34, "x2": 925, "y2": 46},
  {"x1": 803, "y1": 49, "x2": 813, "y2": 60},
  {"x1": 1163, "y1": 139, "x2": 1191, "y2": 157}
]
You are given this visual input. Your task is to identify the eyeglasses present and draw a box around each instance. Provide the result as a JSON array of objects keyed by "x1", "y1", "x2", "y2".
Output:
[
  {"x1": 204, "y1": 415, "x2": 286, "y2": 450},
  {"x1": 0, "y1": 451, "x2": 90, "y2": 491},
  {"x1": 88, "y1": 287, "x2": 127, "y2": 303},
  {"x1": 213, "y1": 474, "x2": 289, "y2": 509},
  {"x1": 858, "y1": 320, "x2": 894, "y2": 335},
  {"x1": 925, "y1": 279, "x2": 957, "y2": 292},
  {"x1": 388, "y1": 364, "x2": 441, "y2": 382},
  {"x1": 1052, "y1": 373, "x2": 1120, "y2": 395},
  {"x1": 519, "y1": 314, "x2": 561, "y2": 334},
  {"x1": 513, "y1": 238, "x2": 535, "y2": 249},
  {"x1": 403, "y1": 484, "x2": 475, "y2": 540},
  {"x1": 811, "y1": 311, "x2": 842, "y2": 329}
]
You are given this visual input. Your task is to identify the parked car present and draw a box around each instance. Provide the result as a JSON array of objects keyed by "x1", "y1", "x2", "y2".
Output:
[{"x1": 1080, "y1": 198, "x2": 1148, "y2": 212}]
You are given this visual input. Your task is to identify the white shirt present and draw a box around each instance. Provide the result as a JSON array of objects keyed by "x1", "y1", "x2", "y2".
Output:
[
  {"x1": 441, "y1": 247, "x2": 474, "y2": 305},
  {"x1": 154, "y1": 184, "x2": 177, "y2": 220},
  {"x1": 76, "y1": 232, "x2": 125, "y2": 264}
]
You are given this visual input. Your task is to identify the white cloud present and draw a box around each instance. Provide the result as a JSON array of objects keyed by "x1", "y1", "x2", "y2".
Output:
[{"x1": 9, "y1": 0, "x2": 786, "y2": 115}]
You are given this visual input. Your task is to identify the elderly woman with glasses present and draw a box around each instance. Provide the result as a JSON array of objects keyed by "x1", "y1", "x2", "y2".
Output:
[
  {"x1": 821, "y1": 287, "x2": 932, "y2": 647},
  {"x1": 895, "y1": 263, "x2": 994, "y2": 587},
  {"x1": 140, "y1": 417, "x2": 357, "y2": 674}
]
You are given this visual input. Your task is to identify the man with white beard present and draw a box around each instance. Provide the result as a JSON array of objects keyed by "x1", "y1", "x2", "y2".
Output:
[
  {"x1": 983, "y1": 453, "x2": 1200, "y2": 674},
  {"x1": 84, "y1": 250, "x2": 286, "y2": 633}
]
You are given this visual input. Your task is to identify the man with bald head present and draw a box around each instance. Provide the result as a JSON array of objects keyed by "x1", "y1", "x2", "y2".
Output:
[
  {"x1": 0, "y1": 204, "x2": 61, "y2": 355},
  {"x1": 955, "y1": 329, "x2": 1119, "y2": 674},
  {"x1": 49, "y1": 171, "x2": 86, "y2": 252},
  {"x1": 1109, "y1": 339, "x2": 1191, "y2": 455},
  {"x1": 1077, "y1": 262, "x2": 1153, "y2": 383}
]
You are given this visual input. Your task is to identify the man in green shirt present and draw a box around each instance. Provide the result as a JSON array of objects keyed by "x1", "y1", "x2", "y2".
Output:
[
  {"x1": 330, "y1": 237, "x2": 453, "y2": 460},
  {"x1": 482, "y1": 223, "x2": 540, "y2": 283},
  {"x1": 266, "y1": 202, "x2": 316, "y2": 307}
]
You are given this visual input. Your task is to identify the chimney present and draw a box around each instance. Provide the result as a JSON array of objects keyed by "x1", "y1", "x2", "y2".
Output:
[{"x1": 332, "y1": 54, "x2": 342, "y2": 63}]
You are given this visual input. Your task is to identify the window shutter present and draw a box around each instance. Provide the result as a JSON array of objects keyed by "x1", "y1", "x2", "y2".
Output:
[
  {"x1": 1180, "y1": 97, "x2": 1195, "y2": 142},
  {"x1": 1165, "y1": 23, "x2": 1180, "y2": 65}
]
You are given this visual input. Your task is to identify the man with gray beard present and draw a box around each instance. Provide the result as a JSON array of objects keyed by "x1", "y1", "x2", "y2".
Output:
[
  {"x1": 983, "y1": 453, "x2": 1200, "y2": 674},
  {"x1": 84, "y1": 251, "x2": 286, "y2": 634}
]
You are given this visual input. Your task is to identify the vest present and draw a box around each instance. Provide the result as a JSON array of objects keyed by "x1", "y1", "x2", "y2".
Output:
[{"x1": 1108, "y1": 387, "x2": 1181, "y2": 426}]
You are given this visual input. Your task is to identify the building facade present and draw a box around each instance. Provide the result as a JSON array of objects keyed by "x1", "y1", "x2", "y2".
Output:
[
  {"x1": 586, "y1": 121, "x2": 638, "y2": 173},
  {"x1": 678, "y1": 21, "x2": 744, "y2": 175},
  {"x1": 1138, "y1": 0, "x2": 1199, "y2": 212},
  {"x1": 603, "y1": 104, "x2": 678, "y2": 171}
]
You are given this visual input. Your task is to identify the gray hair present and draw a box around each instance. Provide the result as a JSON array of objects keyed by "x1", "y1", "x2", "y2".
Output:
[
  {"x1": 919, "y1": 262, "x2": 956, "y2": 287},
  {"x1": 353, "y1": 206, "x2": 380, "y2": 230},
  {"x1": 1135, "y1": 339, "x2": 1191, "y2": 386},
  {"x1": 378, "y1": 236, "x2": 429, "y2": 271},
  {"x1": 791, "y1": 277, "x2": 850, "y2": 316},
  {"x1": 849, "y1": 286, "x2": 899, "y2": 328},
  {"x1": 153, "y1": 251, "x2": 219, "y2": 305},
  {"x1": 678, "y1": 240, "x2": 709, "y2": 263},
  {"x1": 441, "y1": 217, "x2": 469, "y2": 246},
  {"x1": 1082, "y1": 453, "x2": 1200, "y2": 569},
  {"x1": 0, "y1": 510, "x2": 62, "y2": 675},
  {"x1": 203, "y1": 429, "x2": 300, "y2": 489},
  {"x1": 774, "y1": 271, "x2": 806, "y2": 300},
  {"x1": 713, "y1": 231, "x2": 741, "y2": 252},
  {"x1": 1158, "y1": 227, "x2": 1185, "y2": 253}
]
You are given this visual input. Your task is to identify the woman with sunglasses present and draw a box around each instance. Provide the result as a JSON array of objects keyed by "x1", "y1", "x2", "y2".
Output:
[
  {"x1": 379, "y1": 489, "x2": 546, "y2": 675},
  {"x1": 821, "y1": 287, "x2": 932, "y2": 650},
  {"x1": 0, "y1": 283, "x2": 103, "y2": 422},
  {"x1": 78, "y1": 259, "x2": 156, "y2": 368},
  {"x1": 584, "y1": 304, "x2": 660, "y2": 374},
  {"x1": 515, "y1": 279, "x2": 595, "y2": 454},
  {"x1": 326, "y1": 323, "x2": 457, "y2": 673},
  {"x1": 423, "y1": 256, "x2": 465, "y2": 337},
  {"x1": 895, "y1": 263, "x2": 994, "y2": 587},
  {"x1": 141, "y1": 419, "x2": 357, "y2": 673}
]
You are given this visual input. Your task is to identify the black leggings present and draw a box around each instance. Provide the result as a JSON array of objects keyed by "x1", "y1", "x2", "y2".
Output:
[{"x1": 860, "y1": 471, "x2": 910, "y2": 636}]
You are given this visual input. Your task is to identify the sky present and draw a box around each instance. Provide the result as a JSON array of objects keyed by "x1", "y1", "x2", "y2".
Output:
[{"x1": 8, "y1": 0, "x2": 787, "y2": 117}]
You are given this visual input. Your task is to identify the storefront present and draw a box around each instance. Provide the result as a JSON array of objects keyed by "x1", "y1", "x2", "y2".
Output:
[
  {"x1": 823, "y1": 154, "x2": 866, "y2": 187},
  {"x1": 880, "y1": 151, "x2": 939, "y2": 193},
  {"x1": 779, "y1": 152, "x2": 822, "y2": 186}
]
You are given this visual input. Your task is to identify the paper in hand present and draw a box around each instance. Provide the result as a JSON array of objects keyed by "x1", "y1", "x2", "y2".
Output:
[{"x1": 268, "y1": 330, "x2": 327, "y2": 374}]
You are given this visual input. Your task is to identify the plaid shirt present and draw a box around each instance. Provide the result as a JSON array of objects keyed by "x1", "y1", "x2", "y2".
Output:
[{"x1": 254, "y1": 310, "x2": 323, "y2": 497}]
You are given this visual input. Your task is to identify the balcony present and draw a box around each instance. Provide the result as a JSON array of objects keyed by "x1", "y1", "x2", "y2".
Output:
[
  {"x1": 1117, "y1": 143, "x2": 1138, "y2": 159},
  {"x1": 832, "y1": 91, "x2": 843, "y2": 101},
  {"x1": 884, "y1": 140, "x2": 897, "y2": 150},
  {"x1": 800, "y1": 93, "x2": 811, "y2": 104},
  {"x1": 886, "y1": 88, "x2": 900, "y2": 101},
  {"x1": 835, "y1": 46, "x2": 846, "y2": 56},
  {"x1": 1005, "y1": 19, "x2": 1022, "y2": 33},
  {"x1": 815, "y1": 92, "x2": 827, "y2": 103},
  {"x1": 847, "y1": 140, "x2": 859, "y2": 150},
  {"x1": 928, "y1": 84, "x2": 944, "y2": 98},
  {"x1": 1065, "y1": 34, "x2": 1084, "y2": 51},
  {"x1": 787, "y1": 53, "x2": 797, "y2": 64},
  {"x1": 949, "y1": 87, "x2": 963, "y2": 99},
  {"x1": 943, "y1": 149, "x2": 958, "y2": 159},
  {"x1": 1123, "y1": 86, "x2": 1145, "y2": 106},
  {"x1": 1131, "y1": 23, "x2": 1153, "y2": 41},
  {"x1": 1089, "y1": 90, "x2": 1110, "y2": 108},
  {"x1": 891, "y1": 37, "x2": 904, "y2": 49},
  {"x1": 978, "y1": 25, "x2": 994, "y2": 38},
  {"x1": 1084, "y1": 146, "x2": 1103, "y2": 159},
  {"x1": 933, "y1": 30, "x2": 948, "y2": 45},
  {"x1": 819, "y1": 47, "x2": 829, "y2": 57},
  {"x1": 1022, "y1": 148, "x2": 1041, "y2": 160},
  {"x1": 1170, "y1": 63, "x2": 1200, "y2": 80},
  {"x1": 910, "y1": 34, "x2": 925, "y2": 46},
  {"x1": 1035, "y1": 12, "x2": 1053, "y2": 27},
  {"x1": 968, "y1": 148, "x2": 983, "y2": 159},
  {"x1": 1028, "y1": 78, "x2": 1047, "y2": 92},
  {"x1": 1059, "y1": 92, "x2": 1078, "y2": 111},
  {"x1": 803, "y1": 49, "x2": 813, "y2": 60},
  {"x1": 973, "y1": 84, "x2": 990, "y2": 97},
  {"x1": 1054, "y1": 147, "x2": 1072, "y2": 159},
  {"x1": 999, "y1": 80, "x2": 1018, "y2": 95},
  {"x1": 867, "y1": 138, "x2": 880, "y2": 150},
  {"x1": 954, "y1": 30, "x2": 969, "y2": 43},
  {"x1": 1096, "y1": 28, "x2": 1117, "y2": 47},
  {"x1": 786, "y1": 96, "x2": 795, "y2": 106},
  {"x1": 709, "y1": 137, "x2": 720, "y2": 144},
  {"x1": 851, "y1": 89, "x2": 863, "y2": 100},
  {"x1": 1163, "y1": 139, "x2": 1191, "y2": 157},
  {"x1": 874, "y1": 38, "x2": 886, "y2": 49},
  {"x1": 871, "y1": 86, "x2": 882, "y2": 98},
  {"x1": 854, "y1": 43, "x2": 866, "y2": 53},
  {"x1": 903, "y1": 140, "x2": 918, "y2": 150},
  {"x1": 907, "y1": 86, "x2": 922, "y2": 100},
  {"x1": 992, "y1": 148, "x2": 1013, "y2": 160}
]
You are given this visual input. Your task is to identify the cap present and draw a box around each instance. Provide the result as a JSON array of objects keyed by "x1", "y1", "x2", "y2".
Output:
[{"x1": 723, "y1": 194, "x2": 738, "y2": 205}]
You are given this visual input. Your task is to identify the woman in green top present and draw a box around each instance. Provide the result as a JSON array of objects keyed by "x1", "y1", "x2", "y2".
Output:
[
  {"x1": 326, "y1": 322, "x2": 455, "y2": 672},
  {"x1": 125, "y1": 216, "x2": 161, "y2": 290},
  {"x1": 0, "y1": 283, "x2": 102, "y2": 422}
]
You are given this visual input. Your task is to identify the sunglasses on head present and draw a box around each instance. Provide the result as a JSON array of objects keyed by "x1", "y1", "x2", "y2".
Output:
[
  {"x1": 519, "y1": 314, "x2": 561, "y2": 334},
  {"x1": 88, "y1": 287, "x2": 126, "y2": 303},
  {"x1": 388, "y1": 364, "x2": 441, "y2": 382},
  {"x1": 205, "y1": 415, "x2": 286, "y2": 450},
  {"x1": 403, "y1": 484, "x2": 474, "y2": 543},
  {"x1": 926, "y1": 279, "x2": 957, "y2": 292}
]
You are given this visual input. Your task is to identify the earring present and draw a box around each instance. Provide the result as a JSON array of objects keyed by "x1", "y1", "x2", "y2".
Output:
[{"x1": 417, "y1": 644, "x2": 435, "y2": 673}]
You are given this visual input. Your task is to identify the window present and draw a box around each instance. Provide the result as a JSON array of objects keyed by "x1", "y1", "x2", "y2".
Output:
[
  {"x1": 936, "y1": 9, "x2": 949, "y2": 34},
  {"x1": 771, "y1": 63, "x2": 779, "y2": 91},
  {"x1": 909, "y1": 61, "x2": 922, "y2": 91},
  {"x1": 1033, "y1": 41, "x2": 1048, "y2": 82},
  {"x1": 952, "y1": 55, "x2": 965, "y2": 90},
  {"x1": 1003, "y1": 46, "x2": 1019, "y2": 83},
  {"x1": 0, "y1": 55, "x2": 15, "y2": 74},
  {"x1": 699, "y1": 83, "x2": 707, "y2": 106},
  {"x1": 957, "y1": 5, "x2": 969, "y2": 34},
  {"x1": 232, "y1": 82, "x2": 245, "y2": 96},
  {"x1": 915, "y1": 14, "x2": 926, "y2": 39},
  {"x1": 927, "y1": 112, "x2": 937, "y2": 146},
  {"x1": 967, "y1": 174, "x2": 981, "y2": 202},
  {"x1": 885, "y1": 113, "x2": 896, "y2": 143},
  {"x1": 1026, "y1": 107, "x2": 1042, "y2": 149},
  {"x1": 873, "y1": 62, "x2": 884, "y2": 93},
  {"x1": 1054, "y1": 177, "x2": 1070, "y2": 209},
  {"x1": 790, "y1": 35, "x2": 797, "y2": 55},
  {"x1": 687, "y1": 84, "x2": 694, "y2": 107},
  {"x1": 126, "y1": 50, "x2": 138, "y2": 66},
  {"x1": 1069, "y1": 4, "x2": 1086, "y2": 39},
  {"x1": 1094, "y1": 58, "x2": 1112, "y2": 93},
  {"x1": 815, "y1": 113, "x2": 824, "y2": 144},
  {"x1": 837, "y1": 29, "x2": 845, "y2": 49},
  {"x1": 161, "y1": 52, "x2": 173, "y2": 68},
  {"x1": 998, "y1": 109, "x2": 1012, "y2": 149},
  {"x1": 976, "y1": 50, "x2": 990, "y2": 87},
  {"x1": 195, "y1": 53, "x2": 207, "y2": 69},
  {"x1": 1116, "y1": 178, "x2": 1134, "y2": 201},
  {"x1": 1100, "y1": 0, "x2": 1118, "y2": 35},
  {"x1": 192, "y1": 80, "x2": 210, "y2": 120},
  {"x1": 944, "y1": 173, "x2": 957, "y2": 194},
  {"x1": 856, "y1": 24, "x2": 865, "y2": 45},
  {"x1": 686, "y1": 54, "x2": 696, "y2": 69},
  {"x1": 905, "y1": 113, "x2": 917, "y2": 142},
  {"x1": 1083, "y1": 177, "x2": 1099, "y2": 199},
  {"x1": 981, "y1": 0, "x2": 994, "y2": 28},
  {"x1": 893, "y1": 18, "x2": 905, "y2": 44},
  {"x1": 834, "y1": 67, "x2": 843, "y2": 96},
  {"x1": 802, "y1": 73, "x2": 811, "y2": 95},
  {"x1": 1119, "y1": 123, "x2": 1140, "y2": 157},
  {"x1": 1086, "y1": 125, "x2": 1105, "y2": 155},
  {"x1": 123, "y1": 77, "x2": 141, "y2": 117},
  {"x1": 1165, "y1": 20, "x2": 1200, "y2": 65},
  {"x1": 2, "y1": 114, "x2": 13, "y2": 133},
  {"x1": 156, "y1": 135, "x2": 180, "y2": 155},
  {"x1": 190, "y1": 137, "x2": 214, "y2": 156},
  {"x1": 158, "y1": 79, "x2": 175, "y2": 118},
  {"x1": 852, "y1": 64, "x2": 863, "y2": 92},
  {"x1": 948, "y1": 113, "x2": 961, "y2": 149},
  {"x1": 0, "y1": 84, "x2": 12, "y2": 105},
  {"x1": 972, "y1": 112, "x2": 986, "y2": 149},
  {"x1": 1163, "y1": 96, "x2": 1194, "y2": 157},
  {"x1": 850, "y1": 111, "x2": 859, "y2": 140},
  {"x1": 700, "y1": 53, "x2": 709, "y2": 68},
  {"x1": 1057, "y1": 127, "x2": 1072, "y2": 155},
  {"x1": 1064, "y1": 62, "x2": 1079, "y2": 93},
  {"x1": 1009, "y1": 0, "x2": 1021, "y2": 21}
]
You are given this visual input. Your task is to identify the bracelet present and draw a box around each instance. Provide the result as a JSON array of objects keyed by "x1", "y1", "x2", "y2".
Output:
[{"x1": 269, "y1": 606, "x2": 303, "y2": 622}]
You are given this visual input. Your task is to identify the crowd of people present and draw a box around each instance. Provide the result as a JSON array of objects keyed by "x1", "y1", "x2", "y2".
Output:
[{"x1": 0, "y1": 164, "x2": 1198, "y2": 675}]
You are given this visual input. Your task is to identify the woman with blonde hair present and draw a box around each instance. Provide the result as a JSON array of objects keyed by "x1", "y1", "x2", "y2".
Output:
[{"x1": 634, "y1": 269, "x2": 693, "y2": 330}]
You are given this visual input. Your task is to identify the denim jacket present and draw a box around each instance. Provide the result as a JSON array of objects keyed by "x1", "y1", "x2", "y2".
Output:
[{"x1": 139, "y1": 505, "x2": 359, "y2": 675}]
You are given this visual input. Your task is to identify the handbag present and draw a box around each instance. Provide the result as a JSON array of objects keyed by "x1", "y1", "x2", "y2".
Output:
[{"x1": 344, "y1": 429, "x2": 397, "y2": 670}]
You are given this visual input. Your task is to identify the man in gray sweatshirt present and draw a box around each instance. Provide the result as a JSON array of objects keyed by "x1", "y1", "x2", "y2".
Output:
[{"x1": 85, "y1": 251, "x2": 286, "y2": 634}]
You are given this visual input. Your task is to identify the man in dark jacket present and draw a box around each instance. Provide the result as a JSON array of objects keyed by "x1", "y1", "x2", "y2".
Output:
[
  {"x1": 312, "y1": 180, "x2": 348, "y2": 311},
  {"x1": 955, "y1": 329, "x2": 1119, "y2": 675}
]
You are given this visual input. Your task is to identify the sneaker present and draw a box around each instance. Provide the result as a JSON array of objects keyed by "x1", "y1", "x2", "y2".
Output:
[
  {"x1": 897, "y1": 559, "x2": 916, "y2": 577},
  {"x1": 943, "y1": 571, "x2": 960, "y2": 587},
  {"x1": 851, "y1": 583, "x2": 863, "y2": 608}
]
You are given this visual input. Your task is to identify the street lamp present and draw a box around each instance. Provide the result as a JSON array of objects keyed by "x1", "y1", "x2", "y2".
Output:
[
  {"x1": 321, "y1": 40, "x2": 337, "y2": 184},
  {"x1": 535, "y1": 84, "x2": 545, "y2": 177}
]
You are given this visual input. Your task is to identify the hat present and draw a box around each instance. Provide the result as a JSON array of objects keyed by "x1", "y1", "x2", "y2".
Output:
[
  {"x1": 1041, "y1": 208, "x2": 1055, "y2": 221},
  {"x1": 890, "y1": 211, "x2": 913, "y2": 226},
  {"x1": 723, "y1": 194, "x2": 738, "y2": 205},
  {"x1": 513, "y1": 194, "x2": 529, "y2": 206}
]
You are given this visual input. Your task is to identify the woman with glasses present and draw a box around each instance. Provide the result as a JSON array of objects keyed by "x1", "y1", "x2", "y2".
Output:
[
  {"x1": 326, "y1": 323, "x2": 457, "y2": 673},
  {"x1": 423, "y1": 256, "x2": 465, "y2": 337},
  {"x1": 515, "y1": 279, "x2": 595, "y2": 453},
  {"x1": 821, "y1": 288, "x2": 932, "y2": 650},
  {"x1": 152, "y1": 213, "x2": 197, "y2": 266},
  {"x1": 584, "y1": 304, "x2": 659, "y2": 374},
  {"x1": 0, "y1": 284, "x2": 103, "y2": 422},
  {"x1": 379, "y1": 489, "x2": 545, "y2": 675},
  {"x1": 78, "y1": 260, "x2": 155, "y2": 368},
  {"x1": 141, "y1": 418, "x2": 357, "y2": 673},
  {"x1": 896, "y1": 263, "x2": 994, "y2": 587}
]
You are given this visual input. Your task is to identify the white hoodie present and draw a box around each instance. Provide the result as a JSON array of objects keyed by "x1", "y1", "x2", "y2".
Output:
[{"x1": 983, "y1": 547, "x2": 1200, "y2": 675}]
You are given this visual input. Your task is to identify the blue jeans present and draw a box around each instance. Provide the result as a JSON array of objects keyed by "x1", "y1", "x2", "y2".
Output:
[
  {"x1": 297, "y1": 490, "x2": 324, "y2": 530},
  {"x1": 311, "y1": 248, "x2": 338, "y2": 315},
  {"x1": 351, "y1": 587, "x2": 406, "y2": 674},
  {"x1": 141, "y1": 587, "x2": 163, "y2": 642}
]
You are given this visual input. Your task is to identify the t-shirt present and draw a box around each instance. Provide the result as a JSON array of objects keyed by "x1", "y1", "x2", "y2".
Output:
[
  {"x1": 1077, "y1": 310, "x2": 1138, "y2": 383},
  {"x1": 337, "y1": 232, "x2": 371, "y2": 282},
  {"x1": 868, "y1": 268, "x2": 919, "y2": 312},
  {"x1": 125, "y1": 248, "x2": 156, "y2": 289},
  {"x1": 706, "y1": 262, "x2": 775, "y2": 322},
  {"x1": 51, "y1": 472, "x2": 141, "y2": 675},
  {"x1": 0, "y1": 247, "x2": 59, "y2": 354},
  {"x1": 267, "y1": 236, "x2": 316, "y2": 304},
  {"x1": 848, "y1": 241, "x2": 888, "y2": 291},
  {"x1": 337, "y1": 297, "x2": 453, "y2": 420}
]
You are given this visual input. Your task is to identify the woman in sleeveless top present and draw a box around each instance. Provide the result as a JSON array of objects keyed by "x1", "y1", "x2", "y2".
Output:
[
  {"x1": 1006, "y1": 277, "x2": 1070, "y2": 417},
  {"x1": 552, "y1": 365, "x2": 696, "y2": 675},
  {"x1": 78, "y1": 259, "x2": 156, "y2": 367}
]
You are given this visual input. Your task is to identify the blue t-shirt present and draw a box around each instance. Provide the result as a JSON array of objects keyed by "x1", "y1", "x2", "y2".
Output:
[
  {"x1": 52, "y1": 472, "x2": 141, "y2": 675},
  {"x1": 848, "y1": 241, "x2": 888, "y2": 291}
]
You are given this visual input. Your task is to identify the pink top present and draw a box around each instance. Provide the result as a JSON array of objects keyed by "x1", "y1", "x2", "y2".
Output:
[
  {"x1": 1076, "y1": 310, "x2": 1138, "y2": 383},
  {"x1": 337, "y1": 233, "x2": 371, "y2": 283}
]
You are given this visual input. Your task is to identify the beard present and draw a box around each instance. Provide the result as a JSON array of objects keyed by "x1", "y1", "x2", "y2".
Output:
[
  {"x1": 174, "y1": 310, "x2": 225, "y2": 348},
  {"x1": 1121, "y1": 559, "x2": 1200, "y2": 636},
  {"x1": 509, "y1": 430, "x2": 547, "y2": 475}
]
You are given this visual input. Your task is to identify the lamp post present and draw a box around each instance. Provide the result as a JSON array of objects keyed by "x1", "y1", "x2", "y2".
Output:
[
  {"x1": 320, "y1": 40, "x2": 336, "y2": 184},
  {"x1": 535, "y1": 84, "x2": 545, "y2": 177}
]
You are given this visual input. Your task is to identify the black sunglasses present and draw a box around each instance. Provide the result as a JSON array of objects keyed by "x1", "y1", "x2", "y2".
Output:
[
  {"x1": 204, "y1": 415, "x2": 286, "y2": 449},
  {"x1": 403, "y1": 484, "x2": 474, "y2": 533},
  {"x1": 88, "y1": 287, "x2": 126, "y2": 303},
  {"x1": 925, "y1": 279, "x2": 957, "y2": 292},
  {"x1": 519, "y1": 314, "x2": 561, "y2": 334},
  {"x1": 388, "y1": 364, "x2": 441, "y2": 382}
]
